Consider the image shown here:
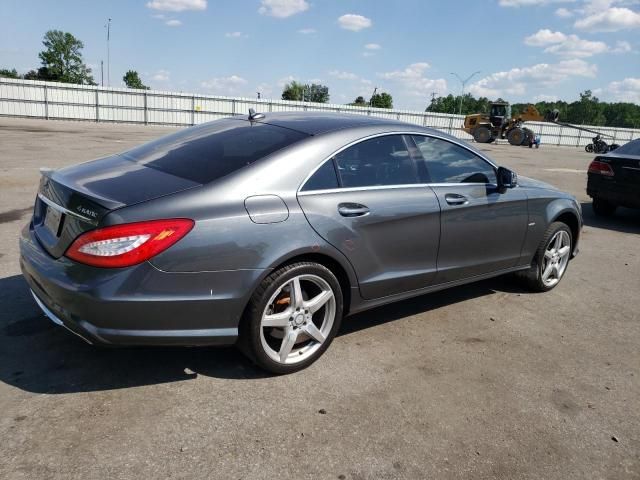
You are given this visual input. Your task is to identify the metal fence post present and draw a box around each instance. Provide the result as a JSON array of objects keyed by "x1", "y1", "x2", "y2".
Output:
[
  {"x1": 191, "y1": 95, "x2": 196, "y2": 126},
  {"x1": 143, "y1": 92, "x2": 148, "y2": 125},
  {"x1": 43, "y1": 84, "x2": 49, "y2": 120},
  {"x1": 95, "y1": 89, "x2": 100, "y2": 122},
  {"x1": 558, "y1": 126, "x2": 563, "y2": 146},
  {"x1": 232, "y1": 99, "x2": 236, "y2": 115},
  {"x1": 448, "y1": 117, "x2": 454, "y2": 135},
  {"x1": 577, "y1": 128, "x2": 581, "y2": 147}
]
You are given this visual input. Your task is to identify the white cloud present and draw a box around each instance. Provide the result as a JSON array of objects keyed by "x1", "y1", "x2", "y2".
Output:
[
  {"x1": 152, "y1": 70, "x2": 170, "y2": 82},
  {"x1": 298, "y1": 28, "x2": 316, "y2": 34},
  {"x1": 607, "y1": 77, "x2": 640, "y2": 103},
  {"x1": 165, "y1": 19, "x2": 182, "y2": 26},
  {"x1": 499, "y1": 0, "x2": 574, "y2": 6},
  {"x1": 611, "y1": 40, "x2": 632, "y2": 53},
  {"x1": 555, "y1": 7, "x2": 574, "y2": 16},
  {"x1": 574, "y1": 6, "x2": 640, "y2": 31},
  {"x1": 468, "y1": 59, "x2": 597, "y2": 98},
  {"x1": 545, "y1": 34, "x2": 608, "y2": 57},
  {"x1": 364, "y1": 43, "x2": 381, "y2": 50},
  {"x1": 338, "y1": 14, "x2": 372, "y2": 31},
  {"x1": 201, "y1": 75, "x2": 248, "y2": 95},
  {"x1": 225, "y1": 31, "x2": 246, "y2": 38},
  {"x1": 524, "y1": 29, "x2": 568, "y2": 46},
  {"x1": 259, "y1": 0, "x2": 309, "y2": 18},
  {"x1": 525, "y1": 28, "x2": 631, "y2": 57},
  {"x1": 379, "y1": 62, "x2": 448, "y2": 98},
  {"x1": 329, "y1": 70, "x2": 359, "y2": 80},
  {"x1": 146, "y1": 0, "x2": 206, "y2": 12},
  {"x1": 534, "y1": 94, "x2": 560, "y2": 101}
]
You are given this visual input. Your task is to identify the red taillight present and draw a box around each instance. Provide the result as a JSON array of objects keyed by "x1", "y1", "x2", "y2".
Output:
[
  {"x1": 588, "y1": 160, "x2": 614, "y2": 177},
  {"x1": 65, "y1": 218, "x2": 194, "y2": 268}
]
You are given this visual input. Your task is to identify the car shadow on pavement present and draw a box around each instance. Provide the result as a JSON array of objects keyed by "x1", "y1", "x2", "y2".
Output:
[
  {"x1": 0, "y1": 272, "x2": 528, "y2": 394},
  {"x1": 581, "y1": 202, "x2": 640, "y2": 235}
]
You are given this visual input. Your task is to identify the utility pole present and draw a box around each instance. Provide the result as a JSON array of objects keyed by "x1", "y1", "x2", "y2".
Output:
[
  {"x1": 256, "y1": 91, "x2": 261, "y2": 100},
  {"x1": 450, "y1": 70, "x2": 480, "y2": 115},
  {"x1": 106, "y1": 18, "x2": 112, "y2": 87},
  {"x1": 100, "y1": 60, "x2": 104, "y2": 87},
  {"x1": 427, "y1": 91, "x2": 438, "y2": 110},
  {"x1": 369, "y1": 87, "x2": 378, "y2": 107}
]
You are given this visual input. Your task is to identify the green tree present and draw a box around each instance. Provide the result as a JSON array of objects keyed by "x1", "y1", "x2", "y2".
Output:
[
  {"x1": 123, "y1": 70, "x2": 149, "y2": 90},
  {"x1": 0, "y1": 68, "x2": 19, "y2": 78},
  {"x1": 281, "y1": 81, "x2": 330, "y2": 103},
  {"x1": 351, "y1": 95, "x2": 367, "y2": 106},
  {"x1": 370, "y1": 92, "x2": 393, "y2": 109},
  {"x1": 282, "y1": 81, "x2": 305, "y2": 101},
  {"x1": 38, "y1": 30, "x2": 95, "y2": 85}
]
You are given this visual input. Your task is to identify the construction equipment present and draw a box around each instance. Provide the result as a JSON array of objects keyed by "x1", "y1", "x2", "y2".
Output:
[{"x1": 463, "y1": 102, "x2": 559, "y2": 146}]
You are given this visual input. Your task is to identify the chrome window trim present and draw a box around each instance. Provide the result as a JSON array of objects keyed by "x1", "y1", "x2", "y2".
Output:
[
  {"x1": 297, "y1": 182, "x2": 498, "y2": 196},
  {"x1": 37, "y1": 193, "x2": 98, "y2": 225},
  {"x1": 298, "y1": 130, "x2": 498, "y2": 194}
]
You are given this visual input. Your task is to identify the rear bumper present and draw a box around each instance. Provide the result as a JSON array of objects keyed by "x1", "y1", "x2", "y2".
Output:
[
  {"x1": 20, "y1": 223, "x2": 265, "y2": 346},
  {"x1": 587, "y1": 177, "x2": 640, "y2": 209}
]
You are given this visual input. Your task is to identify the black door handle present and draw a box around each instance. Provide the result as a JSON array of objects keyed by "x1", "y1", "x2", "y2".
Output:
[
  {"x1": 444, "y1": 193, "x2": 469, "y2": 206},
  {"x1": 338, "y1": 203, "x2": 370, "y2": 217}
]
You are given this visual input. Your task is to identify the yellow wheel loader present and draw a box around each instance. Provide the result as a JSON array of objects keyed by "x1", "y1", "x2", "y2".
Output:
[{"x1": 463, "y1": 102, "x2": 559, "y2": 146}]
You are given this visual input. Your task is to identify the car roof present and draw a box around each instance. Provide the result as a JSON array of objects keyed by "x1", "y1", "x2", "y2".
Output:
[{"x1": 248, "y1": 111, "x2": 433, "y2": 136}]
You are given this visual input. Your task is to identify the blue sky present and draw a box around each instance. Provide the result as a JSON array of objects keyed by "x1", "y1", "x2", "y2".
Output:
[{"x1": 1, "y1": 0, "x2": 639, "y2": 109}]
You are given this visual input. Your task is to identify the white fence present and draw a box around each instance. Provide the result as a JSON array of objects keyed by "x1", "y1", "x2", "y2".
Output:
[{"x1": 1, "y1": 77, "x2": 639, "y2": 147}]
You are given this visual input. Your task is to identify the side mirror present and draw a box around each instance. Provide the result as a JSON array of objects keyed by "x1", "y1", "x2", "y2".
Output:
[{"x1": 497, "y1": 166, "x2": 518, "y2": 189}]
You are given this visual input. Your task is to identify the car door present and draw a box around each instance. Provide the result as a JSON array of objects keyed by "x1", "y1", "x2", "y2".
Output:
[
  {"x1": 410, "y1": 135, "x2": 528, "y2": 284},
  {"x1": 297, "y1": 134, "x2": 440, "y2": 300}
]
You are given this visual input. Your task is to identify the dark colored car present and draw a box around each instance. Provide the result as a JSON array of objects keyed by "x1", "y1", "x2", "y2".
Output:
[
  {"x1": 20, "y1": 112, "x2": 582, "y2": 373},
  {"x1": 587, "y1": 138, "x2": 640, "y2": 216}
]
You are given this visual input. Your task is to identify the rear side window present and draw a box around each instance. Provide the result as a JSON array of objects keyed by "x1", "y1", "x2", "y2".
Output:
[
  {"x1": 612, "y1": 138, "x2": 640, "y2": 156},
  {"x1": 121, "y1": 119, "x2": 309, "y2": 184},
  {"x1": 334, "y1": 135, "x2": 418, "y2": 188},
  {"x1": 411, "y1": 135, "x2": 496, "y2": 184},
  {"x1": 302, "y1": 160, "x2": 340, "y2": 191}
]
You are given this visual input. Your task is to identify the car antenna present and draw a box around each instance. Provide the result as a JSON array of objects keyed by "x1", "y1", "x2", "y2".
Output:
[{"x1": 248, "y1": 108, "x2": 265, "y2": 121}]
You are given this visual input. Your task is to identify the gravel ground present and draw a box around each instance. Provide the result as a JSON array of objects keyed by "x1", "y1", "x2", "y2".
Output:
[{"x1": 0, "y1": 118, "x2": 638, "y2": 480}]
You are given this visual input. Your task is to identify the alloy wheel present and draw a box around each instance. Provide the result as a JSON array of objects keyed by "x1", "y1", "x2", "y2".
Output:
[
  {"x1": 259, "y1": 274, "x2": 336, "y2": 365},
  {"x1": 541, "y1": 230, "x2": 571, "y2": 288}
]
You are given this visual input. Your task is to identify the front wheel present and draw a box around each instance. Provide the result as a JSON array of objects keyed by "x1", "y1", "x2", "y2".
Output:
[
  {"x1": 239, "y1": 262, "x2": 343, "y2": 374},
  {"x1": 516, "y1": 222, "x2": 572, "y2": 292},
  {"x1": 585, "y1": 144, "x2": 594, "y2": 153}
]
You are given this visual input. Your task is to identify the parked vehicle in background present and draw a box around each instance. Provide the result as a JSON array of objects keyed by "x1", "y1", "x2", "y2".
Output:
[
  {"x1": 20, "y1": 112, "x2": 583, "y2": 374},
  {"x1": 587, "y1": 138, "x2": 640, "y2": 216},
  {"x1": 585, "y1": 135, "x2": 620, "y2": 154}
]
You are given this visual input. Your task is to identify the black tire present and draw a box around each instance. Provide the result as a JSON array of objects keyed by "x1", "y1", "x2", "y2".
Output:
[
  {"x1": 592, "y1": 197, "x2": 617, "y2": 216},
  {"x1": 473, "y1": 126, "x2": 493, "y2": 143},
  {"x1": 507, "y1": 128, "x2": 525, "y2": 146},
  {"x1": 238, "y1": 262, "x2": 343, "y2": 374},
  {"x1": 585, "y1": 144, "x2": 594, "y2": 153},
  {"x1": 515, "y1": 222, "x2": 573, "y2": 293}
]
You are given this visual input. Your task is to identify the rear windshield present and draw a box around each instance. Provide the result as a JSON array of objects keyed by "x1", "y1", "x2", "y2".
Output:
[
  {"x1": 611, "y1": 138, "x2": 640, "y2": 156},
  {"x1": 120, "y1": 119, "x2": 309, "y2": 183}
]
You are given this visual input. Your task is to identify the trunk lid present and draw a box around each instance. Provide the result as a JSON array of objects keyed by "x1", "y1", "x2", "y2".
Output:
[
  {"x1": 601, "y1": 153, "x2": 640, "y2": 186},
  {"x1": 34, "y1": 155, "x2": 201, "y2": 258}
]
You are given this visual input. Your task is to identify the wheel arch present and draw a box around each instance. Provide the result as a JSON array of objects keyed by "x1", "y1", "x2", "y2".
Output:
[
  {"x1": 249, "y1": 248, "x2": 358, "y2": 317},
  {"x1": 548, "y1": 203, "x2": 581, "y2": 256}
]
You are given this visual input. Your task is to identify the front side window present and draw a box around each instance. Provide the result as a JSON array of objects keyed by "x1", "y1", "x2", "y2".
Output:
[
  {"x1": 411, "y1": 136, "x2": 497, "y2": 184},
  {"x1": 334, "y1": 135, "x2": 418, "y2": 188}
]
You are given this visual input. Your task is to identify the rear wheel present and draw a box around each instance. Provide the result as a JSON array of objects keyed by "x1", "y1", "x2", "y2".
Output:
[
  {"x1": 507, "y1": 128, "x2": 525, "y2": 146},
  {"x1": 239, "y1": 262, "x2": 343, "y2": 374},
  {"x1": 585, "y1": 144, "x2": 594, "y2": 153},
  {"x1": 592, "y1": 197, "x2": 616, "y2": 216},
  {"x1": 473, "y1": 126, "x2": 493, "y2": 143},
  {"x1": 516, "y1": 222, "x2": 572, "y2": 292}
]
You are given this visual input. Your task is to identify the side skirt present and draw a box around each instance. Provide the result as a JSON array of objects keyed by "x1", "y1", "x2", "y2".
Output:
[{"x1": 347, "y1": 265, "x2": 531, "y2": 316}]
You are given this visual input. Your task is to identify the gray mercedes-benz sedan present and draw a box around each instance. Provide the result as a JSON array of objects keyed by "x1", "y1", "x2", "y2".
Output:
[{"x1": 20, "y1": 112, "x2": 582, "y2": 373}]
